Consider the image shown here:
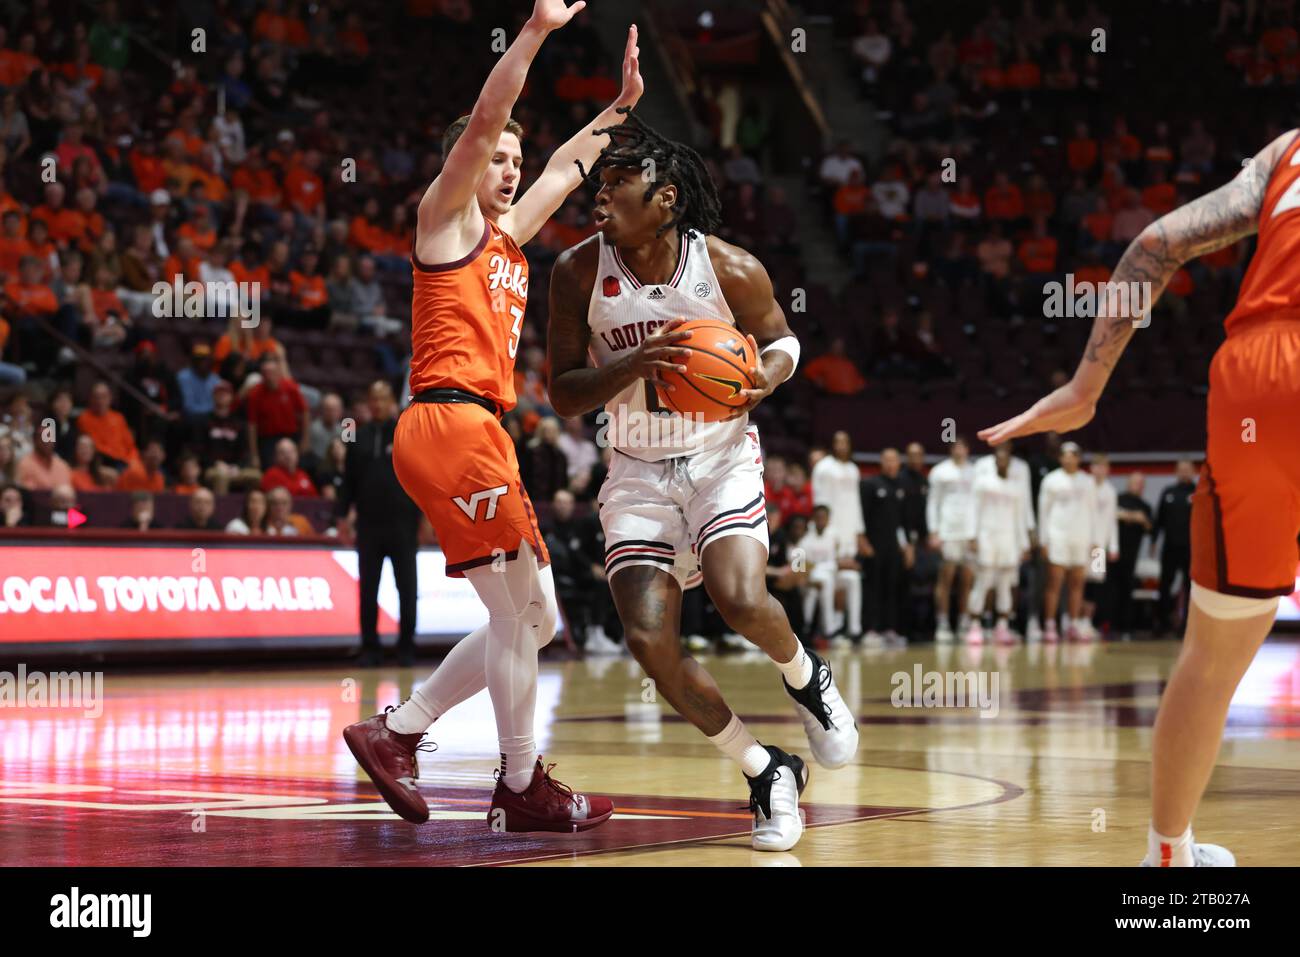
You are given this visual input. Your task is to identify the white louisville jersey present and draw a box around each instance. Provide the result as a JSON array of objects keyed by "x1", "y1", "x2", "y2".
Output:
[
  {"x1": 974, "y1": 453, "x2": 1035, "y2": 534},
  {"x1": 972, "y1": 470, "x2": 1029, "y2": 565},
  {"x1": 927, "y1": 457, "x2": 976, "y2": 541},
  {"x1": 1038, "y1": 468, "x2": 1097, "y2": 548},
  {"x1": 586, "y1": 229, "x2": 748, "y2": 462}
]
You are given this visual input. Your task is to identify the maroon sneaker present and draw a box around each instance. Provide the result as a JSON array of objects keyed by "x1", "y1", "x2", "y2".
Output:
[
  {"x1": 486, "y1": 759, "x2": 614, "y2": 833},
  {"x1": 342, "y1": 707, "x2": 436, "y2": 824}
]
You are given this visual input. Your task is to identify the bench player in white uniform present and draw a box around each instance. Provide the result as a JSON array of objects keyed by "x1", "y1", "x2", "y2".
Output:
[
  {"x1": 1082, "y1": 452, "x2": 1120, "y2": 639},
  {"x1": 799, "y1": 504, "x2": 864, "y2": 640},
  {"x1": 973, "y1": 439, "x2": 1037, "y2": 636},
  {"x1": 965, "y1": 445, "x2": 1030, "y2": 644},
  {"x1": 547, "y1": 111, "x2": 858, "y2": 851},
  {"x1": 926, "y1": 437, "x2": 976, "y2": 642},
  {"x1": 1037, "y1": 441, "x2": 1099, "y2": 641}
]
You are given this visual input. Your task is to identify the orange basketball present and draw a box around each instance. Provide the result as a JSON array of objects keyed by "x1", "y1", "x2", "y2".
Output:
[{"x1": 655, "y1": 319, "x2": 757, "y2": 421}]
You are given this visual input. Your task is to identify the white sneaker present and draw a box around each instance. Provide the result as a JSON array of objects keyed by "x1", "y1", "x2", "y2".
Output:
[
  {"x1": 828, "y1": 633, "x2": 852, "y2": 650},
  {"x1": 685, "y1": 634, "x2": 710, "y2": 652},
  {"x1": 722, "y1": 632, "x2": 749, "y2": 651},
  {"x1": 1141, "y1": 842, "x2": 1236, "y2": 867},
  {"x1": 747, "y1": 746, "x2": 809, "y2": 852},
  {"x1": 1076, "y1": 619, "x2": 1098, "y2": 642},
  {"x1": 1026, "y1": 617, "x2": 1043, "y2": 643},
  {"x1": 784, "y1": 649, "x2": 859, "y2": 769},
  {"x1": 935, "y1": 624, "x2": 954, "y2": 644},
  {"x1": 963, "y1": 621, "x2": 985, "y2": 645},
  {"x1": 862, "y1": 630, "x2": 884, "y2": 648},
  {"x1": 583, "y1": 628, "x2": 624, "y2": 656}
]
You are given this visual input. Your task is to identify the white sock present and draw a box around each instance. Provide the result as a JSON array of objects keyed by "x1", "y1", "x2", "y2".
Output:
[
  {"x1": 708, "y1": 712, "x2": 771, "y2": 777},
  {"x1": 1146, "y1": 823, "x2": 1194, "y2": 867},
  {"x1": 385, "y1": 624, "x2": 490, "y2": 735},
  {"x1": 500, "y1": 736, "x2": 538, "y2": 793},
  {"x1": 775, "y1": 643, "x2": 814, "y2": 690}
]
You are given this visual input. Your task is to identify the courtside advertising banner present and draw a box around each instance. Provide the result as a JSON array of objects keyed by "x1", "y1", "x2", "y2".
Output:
[{"x1": 0, "y1": 544, "x2": 487, "y2": 646}]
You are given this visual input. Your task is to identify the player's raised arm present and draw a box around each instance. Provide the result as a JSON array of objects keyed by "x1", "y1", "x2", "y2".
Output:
[
  {"x1": 502, "y1": 26, "x2": 644, "y2": 245},
  {"x1": 979, "y1": 130, "x2": 1295, "y2": 446},
  {"x1": 546, "y1": 240, "x2": 691, "y2": 417},
  {"x1": 417, "y1": 0, "x2": 586, "y2": 231},
  {"x1": 707, "y1": 237, "x2": 799, "y2": 421}
]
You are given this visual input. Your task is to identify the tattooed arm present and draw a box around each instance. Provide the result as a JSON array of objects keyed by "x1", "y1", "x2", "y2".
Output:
[{"x1": 980, "y1": 130, "x2": 1294, "y2": 445}]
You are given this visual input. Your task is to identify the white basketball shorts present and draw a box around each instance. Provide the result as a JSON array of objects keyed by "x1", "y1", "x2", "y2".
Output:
[{"x1": 598, "y1": 425, "x2": 768, "y2": 589}]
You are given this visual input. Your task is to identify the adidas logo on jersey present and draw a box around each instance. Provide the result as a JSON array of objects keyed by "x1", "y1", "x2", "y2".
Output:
[{"x1": 647, "y1": 287, "x2": 666, "y2": 300}]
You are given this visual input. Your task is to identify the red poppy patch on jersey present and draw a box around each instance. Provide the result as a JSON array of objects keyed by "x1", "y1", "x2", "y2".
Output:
[{"x1": 602, "y1": 276, "x2": 621, "y2": 298}]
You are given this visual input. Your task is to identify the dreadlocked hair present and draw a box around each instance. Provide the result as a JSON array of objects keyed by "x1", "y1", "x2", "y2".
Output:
[{"x1": 577, "y1": 107, "x2": 722, "y2": 238}]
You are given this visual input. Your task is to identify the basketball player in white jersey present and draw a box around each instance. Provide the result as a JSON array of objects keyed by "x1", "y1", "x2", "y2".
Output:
[
  {"x1": 1037, "y1": 442, "x2": 1098, "y2": 641},
  {"x1": 965, "y1": 445, "x2": 1030, "y2": 645},
  {"x1": 1082, "y1": 453, "x2": 1120, "y2": 639},
  {"x1": 926, "y1": 437, "x2": 976, "y2": 642},
  {"x1": 547, "y1": 111, "x2": 858, "y2": 851},
  {"x1": 973, "y1": 440, "x2": 1038, "y2": 637}
]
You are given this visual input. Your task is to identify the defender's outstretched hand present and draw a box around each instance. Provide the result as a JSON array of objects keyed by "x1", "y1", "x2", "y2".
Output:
[
  {"x1": 616, "y1": 25, "x2": 644, "y2": 109},
  {"x1": 529, "y1": 0, "x2": 587, "y2": 32},
  {"x1": 978, "y1": 379, "x2": 1098, "y2": 446}
]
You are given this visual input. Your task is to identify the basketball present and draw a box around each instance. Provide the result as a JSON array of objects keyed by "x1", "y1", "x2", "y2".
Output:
[{"x1": 655, "y1": 319, "x2": 757, "y2": 421}]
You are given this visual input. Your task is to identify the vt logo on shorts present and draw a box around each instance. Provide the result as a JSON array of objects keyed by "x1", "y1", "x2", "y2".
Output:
[{"x1": 452, "y1": 485, "x2": 510, "y2": 522}]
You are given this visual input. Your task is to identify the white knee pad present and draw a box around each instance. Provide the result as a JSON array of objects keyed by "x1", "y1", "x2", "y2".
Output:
[
  {"x1": 1189, "y1": 582, "x2": 1280, "y2": 621},
  {"x1": 465, "y1": 539, "x2": 557, "y2": 647}
]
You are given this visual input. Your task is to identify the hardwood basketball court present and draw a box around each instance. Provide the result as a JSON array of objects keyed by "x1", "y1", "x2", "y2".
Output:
[{"x1": 3, "y1": 638, "x2": 1298, "y2": 867}]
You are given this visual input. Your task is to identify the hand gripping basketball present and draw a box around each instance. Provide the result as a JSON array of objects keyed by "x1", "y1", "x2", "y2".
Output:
[{"x1": 625, "y1": 316, "x2": 693, "y2": 391}]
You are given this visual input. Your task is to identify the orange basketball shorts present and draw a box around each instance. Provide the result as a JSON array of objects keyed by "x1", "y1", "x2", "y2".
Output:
[
  {"x1": 392, "y1": 401, "x2": 548, "y2": 577},
  {"x1": 1192, "y1": 318, "x2": 1300, "y2": 598}
]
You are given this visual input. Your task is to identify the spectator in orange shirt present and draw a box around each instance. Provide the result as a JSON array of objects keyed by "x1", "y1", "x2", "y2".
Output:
[
  {"x1": 984, "y1": 172, "x2": 1024, "y2": 222},
  {"x1": 87, "y1": 264, "x2": 130, "y2": 349},
  {"x1": 31, "y1": 183, "x2": 83, "y2": 248},
  {"x1": 0, "y1": 30, "x2": 41, "y2": 89},
  {"x1": 15, "y1": 431, "x2": 72, "y2": 491},
  {"x1": 77, "y1": 380, "x2": 139, "y2": 469},
  {"x1": 1140, "y1": 168, "x2": 1178, "y2": 216},
  {"x1": 117, "y1": 438, "x2": 167, "y2": 492},
  {"x1": 54, "y1": 123, "x2": 104, "y2": 182},
  {"x1": 1080, "y1": 195, "x2": 1115, "y2": 255},
  {"x1": 254, "y1": 2, "x2": 310, "y2": 49},
  {"x1": 348, "y1": 197, "x2": 390, "y2": 253},
  {"x1": 833, "y1": 168, "x2": 872, "y2": 245},
  {"x1": 129, "y1": 134, "x2": 167, "y2": 195},
  {"x1": 0, "y1": 210, "x2": 32, "y2": 280},
  {"x1": 5, "y1": 255, "x2": 59, "y2": 317},
  {"x1": 171, "y1": 453, "x2": 203, "y2": 495},
  {"x1": 178, "y1": 204, "x2": 218, "y2": 252},
  {"x1": 232, "y1": 146, "x2": 281, "y2": 212},
  {"x1": 1067, "y1": 121, "x2": 1098, "y2": 172},
  {"x1": 69, "y1": 433, "x2": 115, "y2": 491},
  {"x1": 804, "y1": 338, "x2": 868, "y2": 396},
  {"x1": 1103, "y1": 117, "x2": 1142, "y2": 170},
  {"x1": 163, "y1": 236, "x2": 204, "y2": 287},
  {"x1": 1017, "y1": 217, "x2": 1059, "y2": 274},
  {"x1": 283, "y1": 149, "x2": 326, "y2": 219},
  {"x1": 70, "y1": 187, "x2": 106, "y2": 251},
  {"x1": 288, "y1": 246, "x2": 329, "y2": 324}
]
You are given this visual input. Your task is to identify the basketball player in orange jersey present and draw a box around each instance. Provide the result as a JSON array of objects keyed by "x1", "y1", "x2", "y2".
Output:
[
  {"x1": 547, "y1": 112, "x2": 859, "y2": 852},
  {"x1": 981, "y1": 128, "x2": 1300, "y2": 866},
  {"x1": 343, "y1": 0, "x2": 644, "y2": 834}
]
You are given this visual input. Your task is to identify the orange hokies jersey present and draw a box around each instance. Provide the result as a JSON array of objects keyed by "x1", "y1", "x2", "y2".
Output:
[
  {"x1": 409, "y1": 219, "x2": 528, "y2": 410},
  {"x1": 1225, "y1": 131, "x2": 1300, "y2": 333}
]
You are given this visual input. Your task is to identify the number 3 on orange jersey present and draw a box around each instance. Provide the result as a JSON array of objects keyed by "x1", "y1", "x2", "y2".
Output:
[{"x1": 508, "y1": 304, "x2": 523, "y2": 359}]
